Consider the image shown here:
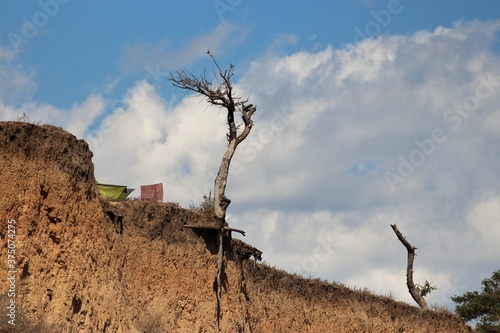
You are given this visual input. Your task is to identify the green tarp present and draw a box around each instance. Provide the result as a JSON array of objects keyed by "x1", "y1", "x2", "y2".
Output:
[{"x1": 97, "y1": 183, "x2": 134, "y2": 201}]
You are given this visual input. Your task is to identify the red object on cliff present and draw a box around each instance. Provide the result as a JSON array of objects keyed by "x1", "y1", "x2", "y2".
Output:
[{"x1": 140, "y1": 183, "x2": 163, "y2": 203}]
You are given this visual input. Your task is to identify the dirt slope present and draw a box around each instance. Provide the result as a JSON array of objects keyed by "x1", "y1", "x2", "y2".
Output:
[{"x1": 0, "y1": 121, "x2": 473, "y2": 332}]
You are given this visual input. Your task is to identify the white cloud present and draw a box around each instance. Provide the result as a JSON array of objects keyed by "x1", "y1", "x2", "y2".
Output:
[
  {"x1": 0, "y1": 46, "x2": 37, "y2": 103},
  {"x1": 484, "y1": 109, "x2": 500, "y2": 134},
  {"x1": 467, "y1": 196, "x2": 500, "y2": 257},
  {"x1": 232, "y1": 19, "x2": 500, "y2": 205}
]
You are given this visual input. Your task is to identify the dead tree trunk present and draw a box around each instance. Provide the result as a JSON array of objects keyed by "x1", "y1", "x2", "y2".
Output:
[
  {"x1": 390, "y1": 224, "x2": 428, "y2": 310},
  {"x1": 171, "y1": 52, "x2": 256, "y2": 328}
]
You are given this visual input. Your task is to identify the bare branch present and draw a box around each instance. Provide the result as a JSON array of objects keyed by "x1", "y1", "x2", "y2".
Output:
[
  {"x1": 236, "y1": 103, "x2": 256, "y2": 144},
  {"x1": 207, "y1": 50, "x2": 234, "y2": 90},
  {"x1": 182, "y1": 224, "x2": 221, "y2": 231},
  {"x1": 182, "y1": 224, "x2": 246, "y2": 237},
  {"x1": 169, "y1": 68, "x2": 230, "y2": 107},
  {"x1": 222, "y1": 226, "x2": 246, "y2": 237},
  {"x1": 390, "y1": 224, "x2": 416, "y2": 253}
]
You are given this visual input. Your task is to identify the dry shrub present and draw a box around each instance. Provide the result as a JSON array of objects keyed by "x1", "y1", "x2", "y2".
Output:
[{"x1": 134, "y1": 311, "x2": 166, "y2": 333}]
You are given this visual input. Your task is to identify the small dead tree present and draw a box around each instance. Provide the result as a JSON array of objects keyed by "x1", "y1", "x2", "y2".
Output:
[
  {"x1": 390, "y1": 224, "x2": 434, "y2": 310},
  {"x1": 170, "y1": 51, "x2": 256, "y2": 225},
  {"x1": 170, "y1": 51, "x2": 257, "y2": 326}
]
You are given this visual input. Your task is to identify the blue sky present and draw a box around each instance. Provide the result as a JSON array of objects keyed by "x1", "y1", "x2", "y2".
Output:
[
  {"x1": 1, "y1": 0, "x2": 500, "y2": 315},
  {"x1": 2, "y1": 0, "x2": 499, "y2": 107}
]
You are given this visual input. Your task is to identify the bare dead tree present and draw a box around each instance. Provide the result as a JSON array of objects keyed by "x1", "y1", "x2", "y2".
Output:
[
  {"x1": 390, "y1": 224, "x2": 429, "y2": 310},
  {"x1": 170, "y1": 51, "x2": 257, "y2": 327},
  {"x1": 170, "y1": 51, "x2": 256, "y2": 225}
]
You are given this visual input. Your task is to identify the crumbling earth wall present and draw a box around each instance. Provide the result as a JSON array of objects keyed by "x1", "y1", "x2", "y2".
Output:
[{"x1": 0, "y1": 122, "x2": 473, "y2": 332}]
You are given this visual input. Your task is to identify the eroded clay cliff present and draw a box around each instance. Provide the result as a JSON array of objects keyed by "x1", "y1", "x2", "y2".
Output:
[{"x1": 0, "y1": 122, "x2": 473, "y2": 332}]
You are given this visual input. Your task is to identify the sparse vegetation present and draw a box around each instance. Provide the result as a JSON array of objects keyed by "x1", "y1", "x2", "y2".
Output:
[
  {"x1": 42, "y1": 124, "x2": 63, "y2": 130},
  {"x1": 416, "y1": 280, "x2": 437, "y2": 297},
  {"x1": 430, "y1": 303, "x2": 454, "y2": 315},
  {"x1": 134, "y1": 311, "x2": 166, "y2": 333},
  {"x1": 188, "y1": 193, "x2": 215, "y2": 214},
  {"x1": 15, "y1": 112, "x2": 63, "y2": 130},
  {"x1": 16, "y1": 112, "x2": 41, "y2": 125}
]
